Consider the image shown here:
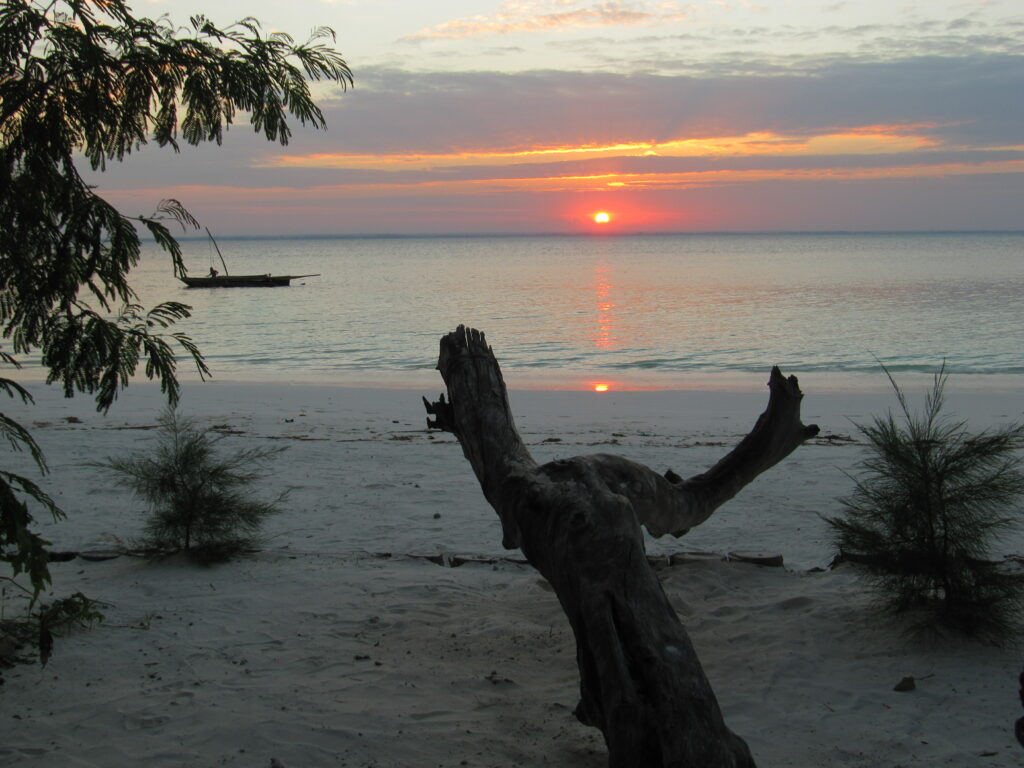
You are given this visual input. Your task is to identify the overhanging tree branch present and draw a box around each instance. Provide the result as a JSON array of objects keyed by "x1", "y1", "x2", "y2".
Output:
[{"x1": 1, "y1": 0, "x2": 351, "y2": 607}]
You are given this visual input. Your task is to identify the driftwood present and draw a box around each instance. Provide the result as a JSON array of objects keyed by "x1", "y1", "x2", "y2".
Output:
[{"x1": 424, "y1": 326, "x2": 819, "y2": 767}]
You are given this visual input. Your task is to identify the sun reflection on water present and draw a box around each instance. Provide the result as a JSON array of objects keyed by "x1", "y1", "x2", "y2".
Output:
[{"x1": 592, "y1": 262, "x2": 618, "y2": 350}]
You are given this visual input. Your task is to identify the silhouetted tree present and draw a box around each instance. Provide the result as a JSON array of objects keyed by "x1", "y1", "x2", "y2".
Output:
[{"x1": 1, "y1": 0, "x2": 350, "y2": 605}]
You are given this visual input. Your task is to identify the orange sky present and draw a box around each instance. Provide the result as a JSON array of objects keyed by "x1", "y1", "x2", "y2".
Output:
[
  {"x1": 89, "y1": 1, "x2": 1024, "y2": 235},
  {"x1": 100, "y1": 118, "x2": 1023, "y2": 234}
]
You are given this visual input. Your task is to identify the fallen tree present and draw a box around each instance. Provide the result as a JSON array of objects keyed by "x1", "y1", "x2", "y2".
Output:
[{"x1": 424, "y1": 326, "x2": 819, "y2": 767}]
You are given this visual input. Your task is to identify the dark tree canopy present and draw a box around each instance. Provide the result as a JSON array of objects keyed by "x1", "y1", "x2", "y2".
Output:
[
  {"x1": 0, "y1": 0, "x2": 352, "y2": 598},
  {"x1": 1, "y1": 0, "x2": 352, "y2": 407}
]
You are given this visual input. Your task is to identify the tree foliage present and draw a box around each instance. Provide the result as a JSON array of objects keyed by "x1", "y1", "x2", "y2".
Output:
[
  {"x1": 1, "y1": 0, "x2": 351, "y2": 598},
  {"x1": 827, "y1": 366, "x2": 1024, "y2": 641},
  {"x1": 99, "y1": 408, "x2": 284, "y2": 563},
  {"x1": 1, "y1": 591, "x2": 105, "y2": 667}
]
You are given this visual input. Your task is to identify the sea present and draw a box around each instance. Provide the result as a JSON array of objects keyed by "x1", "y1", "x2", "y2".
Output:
[
  {"x1": 11, "y1": 231, "x2": 1024, "y2": 567},
  {"x1": 122, "y1": 231, "x2": 1024, "y2": 392}
]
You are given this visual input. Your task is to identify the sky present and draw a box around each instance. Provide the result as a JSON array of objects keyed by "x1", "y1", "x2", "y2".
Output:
[{"x1": 91, "y1": 0, "x2": 1024, "y2": 235}]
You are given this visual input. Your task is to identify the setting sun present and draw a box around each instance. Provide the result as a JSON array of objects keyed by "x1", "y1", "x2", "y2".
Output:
[
  {"x1": 593, "y1": 211, "x2": 611, "y2": 224},
  {"x1": 593, "y1": 383, "x2": 610, "y2": 392}
]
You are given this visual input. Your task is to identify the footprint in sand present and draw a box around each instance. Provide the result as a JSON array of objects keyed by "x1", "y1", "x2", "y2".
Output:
[{"x1": 121, "y1": 713, "x2": 170, "y2": 731}]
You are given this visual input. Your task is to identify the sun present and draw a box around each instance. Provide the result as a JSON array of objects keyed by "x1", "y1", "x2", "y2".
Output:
[{"x1": 593, "y1": 211, "x2": 611, "y2": 224}]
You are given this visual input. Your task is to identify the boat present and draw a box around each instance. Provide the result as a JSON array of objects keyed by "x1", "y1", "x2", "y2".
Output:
[
  {"x1": 179, "y1": 229, "x2": 319, "y2": 288},
  {"x1": 180, "y1": 273, "x2": 319, "y2": 288}
]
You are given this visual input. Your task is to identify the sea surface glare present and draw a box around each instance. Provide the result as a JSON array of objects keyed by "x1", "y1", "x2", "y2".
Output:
[{"x1": 127, "y1": 231, "x2": 1023, "y2": 390}]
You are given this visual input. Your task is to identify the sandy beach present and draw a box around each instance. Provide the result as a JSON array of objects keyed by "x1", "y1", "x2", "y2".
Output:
[
  {"x1": 2, "y1": 378, "x2": 1023, "y2": 767},
  {"x1": 4, "y1": 0, "x2": 1022, "y2": 762}
]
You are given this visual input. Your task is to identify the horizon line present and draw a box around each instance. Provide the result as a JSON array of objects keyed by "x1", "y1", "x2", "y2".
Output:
[{"x1": 158, "y1": 228, "x2": 1024, "y2": 241}]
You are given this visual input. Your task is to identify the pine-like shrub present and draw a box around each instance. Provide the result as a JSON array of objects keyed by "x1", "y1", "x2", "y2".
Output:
[
  {"x1": 101, "y1": 408, "x2": 284, "y2": 563},
  {"x1": 826, "y1": 366, "x2": 1024, "y2": 641}
]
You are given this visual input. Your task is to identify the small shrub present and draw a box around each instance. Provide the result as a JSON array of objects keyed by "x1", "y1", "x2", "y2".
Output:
[
  {"x1": 101, "y1": 408, "x2": 284, "y2": 563},
  {"x1": 826, "y1": 365, "x2": 1024, "y2": 642}
]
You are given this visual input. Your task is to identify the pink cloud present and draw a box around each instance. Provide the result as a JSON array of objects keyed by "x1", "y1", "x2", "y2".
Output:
[{"x1": 403, "y1": 1, "x2": 689, "y2": 40}]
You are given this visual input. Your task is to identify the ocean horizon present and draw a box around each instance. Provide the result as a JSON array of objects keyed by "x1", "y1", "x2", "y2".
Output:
[{"x1": 165, "y1": 228, "x2": 1024, "y2": 241}]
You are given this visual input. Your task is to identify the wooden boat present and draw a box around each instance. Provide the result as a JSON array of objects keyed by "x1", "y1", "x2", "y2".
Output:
[
  {"x1": 179, "y1": 229, "x2": 319, "y2": 288},
  {"x1": 180, "y1": 273, "x2": 318, "y2": 288}
]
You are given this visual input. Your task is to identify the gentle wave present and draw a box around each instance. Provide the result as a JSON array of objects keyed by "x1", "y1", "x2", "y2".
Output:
[{"x1": 13, "y1": 231, "x2": 1024, "y2": 389}]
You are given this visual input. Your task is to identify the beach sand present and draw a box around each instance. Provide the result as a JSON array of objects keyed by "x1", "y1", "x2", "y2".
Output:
[{"x1": 2, "y1": 380, "x2": 1022, "y2": 767}]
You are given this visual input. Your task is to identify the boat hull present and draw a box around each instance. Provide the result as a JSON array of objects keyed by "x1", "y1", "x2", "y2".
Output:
[{"x1": 180, "y1": 274, "x2": 314, "y2": 288}]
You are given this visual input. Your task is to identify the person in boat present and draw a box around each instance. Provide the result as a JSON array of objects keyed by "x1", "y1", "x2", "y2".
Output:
[{"x1": 208, "y1": 267, "x2": 219, "y2": 277}]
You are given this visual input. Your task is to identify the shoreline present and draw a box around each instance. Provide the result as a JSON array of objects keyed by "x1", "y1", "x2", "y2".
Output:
[
  {"x1": 8, "y1": 378, "x2": 1024, "y2": 568},
  {"x1": 8, "y1": 363, "x2": 1024, "y2": 395}
]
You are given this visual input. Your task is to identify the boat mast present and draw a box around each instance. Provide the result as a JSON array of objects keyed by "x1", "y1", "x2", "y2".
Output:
[{"x1": 206, "y1": 227, "x2": 230, "y2": 275}]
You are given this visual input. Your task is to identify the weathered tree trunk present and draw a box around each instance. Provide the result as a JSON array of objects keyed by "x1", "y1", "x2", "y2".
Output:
[{"x1": 425, "y1": 326, "x2": 819, "y2": 767}]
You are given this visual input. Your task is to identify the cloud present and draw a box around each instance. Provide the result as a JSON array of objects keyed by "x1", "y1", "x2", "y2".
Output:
[
  {"x1": 264, "y1": 125, "x2": 952, "y2": 173},
  {"x1": 86, "y1": 49, "x2": 1023, "y2": 235},
  {"x1": 402, "y1": 1, "x2": 690, "y2": 40},
  {"x1": 314, "y1": 53, "x2": 1023, "y2": 155},
  {"x1": 92, "y1": 51, "x2": 1023, "y2": 190},
  {"x1": 96, "y1": 167, "x2": 1024, "y2": 235},
  {"x1": 102, "y1": 156, "x2": 1024, "y2": 205},
  {"x1": 245, "y1": 134, "x2": 1024, "y2": 196},
  {"x1": 539, "y1": 17, "x2": 1024, "y2": 75}
]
